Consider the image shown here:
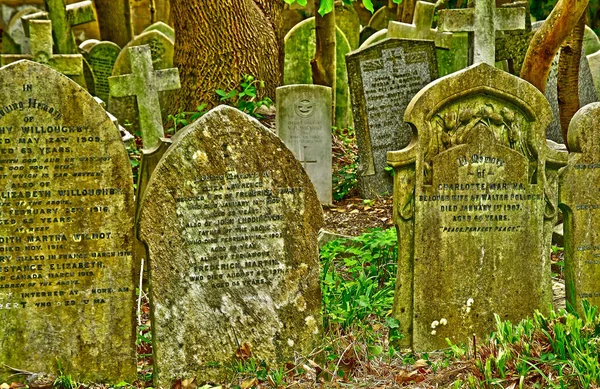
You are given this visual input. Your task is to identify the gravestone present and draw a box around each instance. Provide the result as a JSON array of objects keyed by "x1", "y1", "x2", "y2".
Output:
[
  {"x1": 387, "y1": 1, "x2": 452, "y2": 50},
  {"x1": 368, "y1": 6, "x2": 395, "y2": 31},
  {"x1": 559, "y1": 102, "x2": 600, "y2": 315},
  {"x1": 284, "y1": 17, "x2": 352, "y2": 128},
  {"x1": 109, "y1": 45, "x2": 180, "y2": 150},
  {"x1": 584, "y1": 25, "x2": 600, "y2": 56},
  {"x1": 142, "y1": 21, "x2": 174, "y2": 43},
  {"x1": 0, "y1": 60, "x2": 136, "y2": 381},
  {"x1": 438, "y1": 0, "x2": 526, "y2": 66},
  {"x1": 588, "y1": 51, "x2": 600, "y2": 97},
  {"x1": 494, "y1": 1, "x2": 532, "y2": 76},
  {"x1": 4, "y1": 6, "x2": 39, "y2": 53},
  {"x1": 335, "y1": 3, "x2": 360, "y2": 50},
  {"x1": 79, "y1": 37, "x2": 99, "y2": 51},
  {"x1": 277, "y1": 85, "x2": 333, "y2": 204},
  {"x1": 138, "y1": 105, "x2": 323, "y2": 385},
  {"x1": 82, "y1": 41, "x2": 121, "y2": 102},
  {"x1": 347, "y1": 38, "x2": 437, "y2": 198},
  {"x1": 436, "y1": 32, "x2": 469, "y2": 76},
  {"x1": 43, "y1": 0, "x2": 96, "y2": 54},
  {"x1": 359, "y1": 28, "x2": 387, "y2": 49},
  {"x1": 388, "y1": 63, "x2": 555, "y2": 351},
  {"x1": 532, "y1": 21, "x2": 598, "y2": 144},
  {"x1": 108, "y1": 30, "x2": 174, "y2": 140},
  {"x1": 359, "y1": 26, "x2": 378, "y2": 46}
]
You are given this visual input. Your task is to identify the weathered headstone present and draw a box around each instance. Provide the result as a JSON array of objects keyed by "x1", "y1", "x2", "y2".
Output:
[
  {"x1": 284, "y1": 17, "x2": 352, "y2": 128},
  {"x1": 138, "y1": 105, "x2": 323, "y2": 385},
  {"x1": 438, "y1": 0, "x2": 526, "y2": 66},
  {"x1": 388, "y1": 63, "x2": 555, "y2": 351},
  {"x1": 347, "y1": 38, "x2": 437, "y2": 198},
  {"x1": 436, "y1": 32, "x2": 469, "y2": 76},
  {"x1": 359, "y1": 28, "x2": 387, "y2": 49},
  {"x1": 368, "y1": 6, "x2": 395, "y2": 31},
  {"x1": 359, "y1": 26, "x2": 378, "y2": 46},
  {"x1": 108, "y1": 30, "x2": 174, "y2": 140},
  {"x1": 584, "y1": 25, "x2": 600, "y2": 56},
  {"x1": 78, "y1": 37, "x2": 99, "y2": 51},
  {"x1": 532, "y1": 21, "x2": 599, "y2": 144},
  {"x1": 108, "y1": 44, "x2": 180, "y2": 150},
  {"x1": 588, "y1": 50, "x2": 600, "y2": 97},
  {"x1": 494, "y1": 1, "x2": 532, "y2": 76},
  {"x1": 277, "y1": 85, "x2": 333, "y2": 204},
  {"x1": 142, "y1": 21, "x2": 174, "y2": 43},
  {"x1": 43, "y1": 0, "x2": 96, "y2": 54},
  {"x1": 559, "y1": 102, "x2": 600, "y2": 315},
  {"x1": 0, "y1": 60, "x2": 136, "y2": 381},
  {"x1": 335, "y1": 3, "x2": 360, "y2": 50},
  {"x1": 387, "y1": 1, "x2": 452, "y2": 49},
  {"x1": 4, "y1": 6, "x2": 39, "y2": 53},
  {"x1": 82, "y1": 40, "x2": 121, "y2": 102}
]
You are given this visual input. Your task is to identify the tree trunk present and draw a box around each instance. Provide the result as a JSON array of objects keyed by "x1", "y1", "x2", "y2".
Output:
[
  {"x1": 558, "y1": 10, "x2": 586, "y2": 149},
  {"x1": 166, "y1": 0, "x2": 283, "y2": 113},
  {"x1": 94, "y1": 0, "x2": 133, "y2": 47},
  {"x1": 521, "y1": 0, "x2": 588, "y2": 93},
  {"x1": 400, "y1": 0, "x2": 417, "y2": 23},
  {"x1": 311, "y1": 0, "x2": 336, "y2": 119}
]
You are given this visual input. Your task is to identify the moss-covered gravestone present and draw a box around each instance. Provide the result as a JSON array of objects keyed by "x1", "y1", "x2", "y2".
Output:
[
  {"x1": 138, "y1": 106, "x2": 323, "y2": 385},
  {"x1": 347, "y1": 38, "x2": 437, "y2": 198},
  {"x1": 388, "y1": 63, "x2": 557, "y2": 351},
  {"x1": 559, "y1": 103, "x2": 600, "y2": 315},
  {"x1": 142, "y1": 21, "x2": 175, "y2": 43},
  {"x1": 0, "y1": 60, "x2": 136, "y2": 381},
  {"x1": 81, "y1": 40, "x2": 121, "y2": 103}
]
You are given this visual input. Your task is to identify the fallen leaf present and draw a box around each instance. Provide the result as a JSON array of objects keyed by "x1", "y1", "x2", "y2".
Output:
[
  {"x1": 181, "y1": 377, "x2": 197, "y2": 389},
  {"x1": 414, "y1": 359, "x2": 428, "y2": 368},
  {"x1": 363, "y1": 206, "x2": 372, "y2": 211},
  {"x1": 236, "y1": 342, "x2": 252, "y2": 360},
  {"x1": 240, "y1": 378, "x2": 257, "y2": 389},
  {"x1": 350, "y1": 209, "x2": 359, "y2": 214}
]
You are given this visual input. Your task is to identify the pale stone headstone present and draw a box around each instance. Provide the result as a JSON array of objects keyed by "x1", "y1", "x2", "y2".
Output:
[
  {"x1": 368, "y1": 6, "x2": 395, "y2": 31},
  {"x1": 335, "y1": 3, "x2": 360, "y2": 50},
  {"x1": 387, "y1": 1, "x2": 452, "y2": 49},
  {"x1": 138, "y1": 105, "x2": 323, "y2": 385},
  {"x1": 347, "y1": 38, "x2": 437, "y2": 198},
  {"x1": 83, "y1": 41, "x2": 121, "y2": 102},
  {"x1": 559, "y1": 102, "x2": 600, "y2": 315},
  {"x1": 142, "y1": 21, "x2": 174, "y2": 43},
  {"x1": 284, "y1": 17, "x2": 352, "y2": 128},
  {"x1": 388, "y1": 63, "x2": 556, "y2": 351},
  {"x1": 277, "y1": 85, "x2": 333, "y2": 204},
  {"x1": 0, "y1": 60, "x2": 136, "y2": 381},
  {"x1": 108, "y1": 30, "x2": 174, "y2": 141},
  {"x1": 78, "y1": 37, "x2": 99, "y2": 51},
  {"x1": 438, "y1": 0, "x2": 526, "y2": 66},
  {"x1": 4, "y1": 6, "x2": 39, "y2": 53},
  {"x1": 108, "y1": 44, "x2": 180, "y2": 150}
]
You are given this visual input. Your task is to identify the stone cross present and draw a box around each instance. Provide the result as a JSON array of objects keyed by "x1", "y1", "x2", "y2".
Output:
[
  {"x1": 108, "y1": 45, "x2": 181, "y2": 150},
  {"x1": 43, "y1": 0, "x2": 97, "y2": 54},
  {"x1": 387, "y1": 1, "x2": 452, "y2": 49},
  {"x1": 1, "y1": 20, "x2": 83, "y2": 76},
  {"x1": 494, "y1": 1, "x2": 532, "y2": 75},
  {"x1": 438, "y1": 0, "x2": 526, "y2": 65}
]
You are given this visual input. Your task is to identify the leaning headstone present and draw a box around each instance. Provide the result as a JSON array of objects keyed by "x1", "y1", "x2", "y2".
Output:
[
  {"x1": 335, "y1": 3, "x2": 360, "y2": 50},
  {"x1": 79, "y1": 38, "x2": 99, "y2": 51},
  {"x1": 0, "y1": 60, "x2": 136, "y2": 382},
  {"x1": 368, "y1": 6, "x2": 395, "y2": 31},
  {"x1": 347, "y1": 38, "x2": 437, "y2": 198},
  {"x1": 532, "y1": 21, "x2": 599, "y2": 144},
  {"x1": 138, "y1": 105, "x2": 323, "y2": 385},
  {"x1": 436, "y1": 32, "x2": 469, "y2": 76},
  {"x1": 108, "y1": 30, "x2": 174, "y2": 140},
  {"x1": 359, "y1": 26, "x2": 379, "y2": 46},
  {"x1": 388, "y1": 63, "x2": 555, "y2": 351},
  {"x1": 559, "y1": 103, "x2": 600, "y2": 315},
  {"x1": 277, "y1": 85, "x2": 333, "y2": 204},
  {"x1": 82, "y1": 41, "x2": 121, "y2": 102},
  {"x1": 584, "y1": 25, "x2": 600, "y2": 56},
  {"x1": 284, "y1": 17, "x2": 352, "y2": 128},
  {"x1": 142, "y1": 21, "x2": 174, "y2": 43}
]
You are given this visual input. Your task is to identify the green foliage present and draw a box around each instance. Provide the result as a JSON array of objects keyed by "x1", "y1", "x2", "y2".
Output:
[
  {"x1": 54, "y1": 360, "x2": 75, "y2": 389},
  {"x1": 216, "y1": 75, "x2": 273, "y2": 119},
  {"x1": 283, "y1": 0, "x2": 400, "y2": 16},
  {"x1": 166, "y1": 104, "x2": 208, "y2": 135},
  {"x1": 332, "y1": 126, "x2": 358, "y2": 201}
]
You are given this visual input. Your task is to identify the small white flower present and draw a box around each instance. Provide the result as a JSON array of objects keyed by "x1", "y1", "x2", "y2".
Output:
[
  {"x1": 440, "y1": 318, "x2": 448, "y2": 326},
  {"x1": 466, "y1": 298, "x2": 474, "y2": 307},
  {"x1": 431, "y1": 320, "x2": 439, "y2": 329},
  {"x1": 466, "y1": 307, "x2": 471, "y2": 314},
  {"x1": 431, "y1": 330, "x2": 437, "y2": 336}
]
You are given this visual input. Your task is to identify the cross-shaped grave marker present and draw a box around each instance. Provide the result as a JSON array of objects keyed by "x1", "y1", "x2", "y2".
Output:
[
  {"x1": 494, "y1": 1, "x2": 532, "y2": 76},
  {"x1": 387, "y1": 1, "x2": 452, "y2": 49},
  {"x1": 438, "y1": 0, "x2": 526, "y2": 66},
  {"x1": 1, "y1": 20, "x2": 83, "y2": 76},
  {"x1": 108, "y1": 45, "x2": 181, "y2": 150}
]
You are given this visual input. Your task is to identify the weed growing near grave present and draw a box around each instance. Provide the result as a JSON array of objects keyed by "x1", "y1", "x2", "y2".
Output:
[
  {"x1": 216, "y1": 75, "x2": 273, "y2": 119},
  {"x1": 332, "y1": 126, "x2": 358, "y2": 201},
  {"x1": 166, "y1": 104, "x2": 208, "y2": 135}
]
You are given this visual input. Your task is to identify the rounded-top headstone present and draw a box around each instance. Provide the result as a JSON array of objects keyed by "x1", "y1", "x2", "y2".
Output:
[
  {"x1": 0, "y1": 60, "x2": 136, "y2": 382},
  {"x1": 584, "y1": 25, "x2": 600, "y2": 56},
  {"x1": 138, "y1": 105, "x2": 323, "y2": 385}
]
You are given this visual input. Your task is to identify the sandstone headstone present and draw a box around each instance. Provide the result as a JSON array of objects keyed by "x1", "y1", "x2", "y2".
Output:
[
  {"x1": 142, "y1": 21, "x2": 174, "y2": 43},
  {"x1": 388, "y1": 63, "x2": 555, "y2": 351},
  {"x1": 138, "y1": 105, "x2": 323, "y2": 385},
  {"x1": 335, "y1": 3, "x2": 360, "y2": 50},
  {"x1": 0, "y1": 60, "x2": 136, "y2": 381},
  {"x1": 108, "y1": 30, "x2": 174, "y2": 140},
  {"x1": 83, "y1": 41, "x2": 121, "y2": 102},
  {"x1": 387, "y1": 1, "x2": 452, "y2": 49},
  {"x1": 438, "y1": 0, "x2": 526, "y2": 66},
  {"x1": 559, "y1": 102, "x2": 600, "y2": 315},
  {"x1": 277, "y1": 85, "x2": 333, "y2": 204},
  {"x1": 284, "y1": 17, "x2": 352, "y2": 128},
  {"x1": 347, "y1": 38, "x2": 437, "y2": 198}
]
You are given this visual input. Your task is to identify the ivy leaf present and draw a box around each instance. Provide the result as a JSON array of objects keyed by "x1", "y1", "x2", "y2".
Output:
[
  {"x1": 362, "y1": 0, "x2": 375, "y2": 13},
  {"x1": 318, "y1": 0, "x2": 334, "y2": 16}
]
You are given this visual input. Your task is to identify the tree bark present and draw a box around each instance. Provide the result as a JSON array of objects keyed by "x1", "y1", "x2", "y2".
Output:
[
  {"x1": 400, "y1": 0, "x2": 417, "y2": 23},
  {"x1": 311, "y1": 0, "x2": 336, "y2": 88},
  {"x1": 166, "y1": 0, "x2": 283, "y2": 113},
  {"x1": 94, "y1": 0, "x2": 133, "y2": 47},
  {"x1": 521, "y1": 0, "x2": 588, "y2": 93},
  {"x1": 557, "y1": 9, "x2": 586, "y2": 149}
]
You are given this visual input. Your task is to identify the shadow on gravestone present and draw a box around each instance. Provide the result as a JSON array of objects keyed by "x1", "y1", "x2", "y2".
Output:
[
  {"x1": 388, "y1": 63, "x2": 558, "y2": 351},
  {"x1": 138, "y1": 105, "x2": 323, "y2": 385},
  {"x1": 0, "y1": 60, "x2": 136, "y2": 382}
]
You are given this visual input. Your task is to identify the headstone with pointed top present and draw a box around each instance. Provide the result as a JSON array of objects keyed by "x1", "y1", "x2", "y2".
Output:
[
  {"x1": 277, "y1": 85, "x2": 333, "y2": 204},
  {"x1": 138, "y1": 105, "x2": 323, "y2": 385},
  {"x1": 387, "y1": 1, "x2": 452, "y2": 49},
  {"x1": 142, "y1": 21, "x2": 174, "y2": 43},
  {"x1": 438, "y1": 0, "x2": 526, "y2": 66},
  {"x1": 347, "y1": 38, "x2": 438, "y2": 198}
]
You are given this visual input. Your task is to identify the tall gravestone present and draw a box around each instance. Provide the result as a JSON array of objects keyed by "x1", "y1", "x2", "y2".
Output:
[
  {"x1": 559, "y1": 103, "x2": 600, "y2": 315},
  {"x1": 0, "y1": 60, "x2": 136, "y2": 381},
  {"x1": 388, "y1": 63, "x2": 555, "y2": 350},
  {"x1": 347, "y1": 38, "x2": 437, "y2": 198},
  {"x1": 138, "y1": 106, "x2": 323, "y2": 385},
  {"x1": 277, "y1": 85, "x2": 333, "y2": 205},
  {"x1": 82, "y1": 40, "x2": 121, "y2": 102},
  {"x1": 334, "y1": 3, "x2": 359, "y2": 50}
]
